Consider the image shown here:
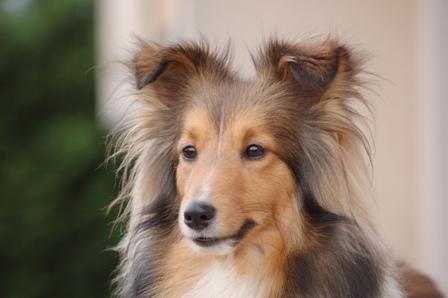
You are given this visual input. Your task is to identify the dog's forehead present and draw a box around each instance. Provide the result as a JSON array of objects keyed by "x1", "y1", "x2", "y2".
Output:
[
  {"x1": 188, "y1": 80, "x2": 271, "y2": 130},
  {"x1": 194, "y1": 79, "x2": 281, "y2": 114},
  {"x1": 195, "y1": 80, "x2": 250, "y2": 105},
  {"x1": 182, "y1": 79, "x2": 303, "y2": 144}
]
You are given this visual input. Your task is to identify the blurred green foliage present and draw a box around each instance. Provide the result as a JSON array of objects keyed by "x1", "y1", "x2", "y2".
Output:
[{"x1": 0, "y1": 0, "x2": 119, "y2": 297}]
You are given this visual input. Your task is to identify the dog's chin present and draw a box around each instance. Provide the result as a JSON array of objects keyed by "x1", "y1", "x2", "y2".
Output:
[
  {"x1": 188, "y1": 238, "x2": 238, "y2": 255},
  {"x1": 184, "y1": 220, "x2": 256, "y2": 255}
]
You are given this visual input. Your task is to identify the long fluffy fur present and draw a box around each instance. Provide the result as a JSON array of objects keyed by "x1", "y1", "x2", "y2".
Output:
[{"x1": 108, "y1": 37, "x2": 442, "y2": 297}]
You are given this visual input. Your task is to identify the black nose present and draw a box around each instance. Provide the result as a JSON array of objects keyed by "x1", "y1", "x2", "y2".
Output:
[{"x1": 184, "y1": 202, "x2": 216, "y2": 231}]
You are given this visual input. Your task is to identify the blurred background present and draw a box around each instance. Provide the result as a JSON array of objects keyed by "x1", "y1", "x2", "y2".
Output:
[
  {"x1": 0, "y1": 0, "x2": 119, "y2": 297},
  {"x1": 1, "y1": 0, "x2": 446, "y2": 297}
]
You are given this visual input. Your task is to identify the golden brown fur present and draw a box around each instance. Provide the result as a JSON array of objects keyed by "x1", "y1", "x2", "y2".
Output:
[{"x1": 109, "y1": 37, "x2": 442, "y2": 297}]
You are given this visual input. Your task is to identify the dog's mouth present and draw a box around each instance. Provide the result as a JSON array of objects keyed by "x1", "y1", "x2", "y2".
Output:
[{"x1": 192, "y1": 220, "x2": 256, "y2": 248}]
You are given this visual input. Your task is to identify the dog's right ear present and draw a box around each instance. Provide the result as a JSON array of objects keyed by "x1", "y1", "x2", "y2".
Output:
[
  {"x1": 132, "y1": 40, "x2": 233, "y2": 108},
  {"x1": 254, "y1": 38, "x2": 363, "y2": 110}
]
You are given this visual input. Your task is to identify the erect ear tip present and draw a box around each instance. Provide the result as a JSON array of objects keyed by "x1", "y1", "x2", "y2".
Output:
[
  {"x1": 134, "y1": 63, "x2": 165, "y2": 90},
  {"x1": 130, "y1": 39, "x2": 236, "y2": 103},
  {"x1": 132, "y1": 43, "x2": 163, "y2": 90},
  {"x1": 256, "y1": 38, "x2": 355, "y2": 89},
  {"x1": 287, "y1": 45, "x2": 343, "y2": 89},
  {"x1": 135, "y1": 76, "x2": 150, "y2": 90}
]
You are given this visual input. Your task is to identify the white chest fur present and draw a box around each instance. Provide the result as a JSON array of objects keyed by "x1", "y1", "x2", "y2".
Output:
[{"x1": 183, "y1": 260, "x2": 268, "y2": 298}]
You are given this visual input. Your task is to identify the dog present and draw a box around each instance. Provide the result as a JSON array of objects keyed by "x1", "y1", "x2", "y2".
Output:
[{"x1": 109, "y1": 37, "x2": 442, "y2": 297}]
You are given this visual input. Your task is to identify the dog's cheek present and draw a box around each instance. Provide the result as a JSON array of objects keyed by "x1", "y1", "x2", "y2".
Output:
[
  {"x1": 253, "y1": 156, "x2": 296, "y2": 209},
  {"x1": 175, "y1": 163, "x2": 190, "y2": 229},
  {"x1": 175, "y1": 162, "x2": 190, "y2": 201}
]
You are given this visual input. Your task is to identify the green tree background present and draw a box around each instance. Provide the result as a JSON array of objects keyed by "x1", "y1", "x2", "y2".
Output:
[{"x1": 0, "y1": 0, "x2": 119, "y2": 297}]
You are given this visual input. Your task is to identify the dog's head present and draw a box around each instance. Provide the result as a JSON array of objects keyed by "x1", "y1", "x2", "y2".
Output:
[{"x1": 130, "y1": 38, "x2": 368, "y2": 255}]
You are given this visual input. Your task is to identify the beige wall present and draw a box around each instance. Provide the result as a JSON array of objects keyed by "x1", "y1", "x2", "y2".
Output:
[{"x1": 96, "y1": 0, "x2": 447, "y2": 293}]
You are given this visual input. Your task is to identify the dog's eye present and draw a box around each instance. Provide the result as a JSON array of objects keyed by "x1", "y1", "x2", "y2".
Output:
[
  {"x1": 182, "y1": 146, "x2": 197, "y2": 160},
  {"x1": 244, "y1": 144, "x2": 266, "y2": 160}
]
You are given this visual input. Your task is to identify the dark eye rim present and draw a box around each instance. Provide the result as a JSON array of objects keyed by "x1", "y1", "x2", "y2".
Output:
[
  {"x1": 181, "y1": 145, "x2": 198, "y2": 161},
  {"x1": 244, "y1": 144, "x2": 267, "y2": 160}
]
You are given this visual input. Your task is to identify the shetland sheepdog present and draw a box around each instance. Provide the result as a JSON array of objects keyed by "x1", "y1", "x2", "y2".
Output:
[{"x1": 109, "y1": 37, "x2": 442, "y2": 297}]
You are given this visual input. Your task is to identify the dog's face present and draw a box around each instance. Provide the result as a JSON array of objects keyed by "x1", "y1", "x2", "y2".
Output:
[
  {"x1": 175, "y1": 85, "x2": 297, "y2": 255},
  {"x1": 131, "y1": 39, "x2": 358, "y2": 255}
]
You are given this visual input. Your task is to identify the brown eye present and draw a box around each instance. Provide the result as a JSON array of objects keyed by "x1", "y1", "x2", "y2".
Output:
[
  {"x1": 182, "y1": 146, "x2": 197, "y2": 161},
  {"x1": 244, "y1": 144, "x2": 266, "y2": 160}
]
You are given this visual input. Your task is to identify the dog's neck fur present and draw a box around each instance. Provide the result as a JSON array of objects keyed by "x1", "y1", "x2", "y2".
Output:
[{"x1": 182, "y1": 257, "x2": 276, "y2": 298}]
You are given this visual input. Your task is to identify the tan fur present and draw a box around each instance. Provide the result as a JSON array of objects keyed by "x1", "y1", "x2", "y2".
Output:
[{"x1": 109, "y1": 37, "x2": 442, "y2": 298}]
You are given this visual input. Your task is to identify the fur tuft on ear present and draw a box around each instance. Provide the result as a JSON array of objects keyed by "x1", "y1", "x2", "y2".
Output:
[
  {"x1": 132, "y1": 40, "x2": 234, "y2": 107},
  {"x1": 254, "y1": 38, "x2": 361, "y2": 93}
]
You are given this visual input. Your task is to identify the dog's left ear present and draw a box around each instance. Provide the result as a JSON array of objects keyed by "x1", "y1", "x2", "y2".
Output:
[
  {"x1": 132, "y1": 40, "x2": 233, "y2": 108},
  {"x1": 255, "y1": 38, "x2": 360, "y2": 104}
]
